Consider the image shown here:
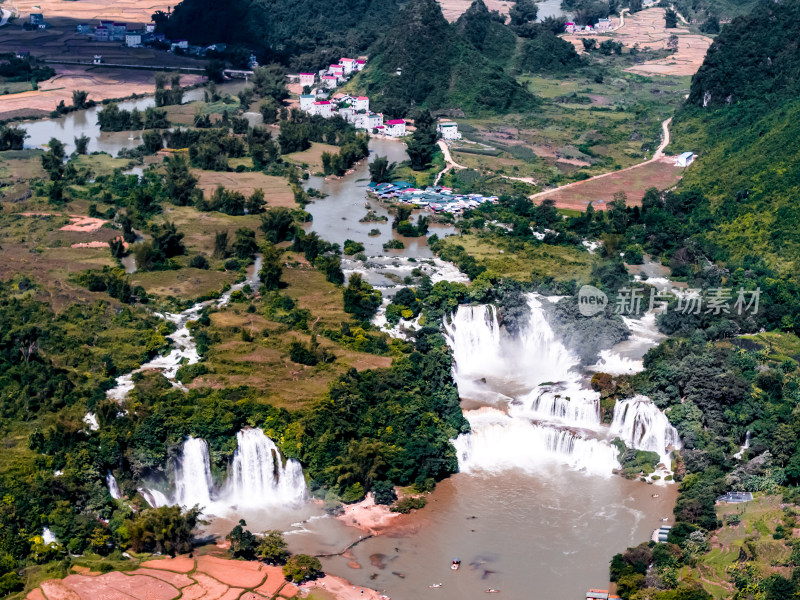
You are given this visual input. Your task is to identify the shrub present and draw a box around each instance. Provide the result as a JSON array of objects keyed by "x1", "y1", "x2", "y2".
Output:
[
  {"x1": 390, "y1": 496, "x2": 427, "y2": 513},
  {"x1": 189, "y1": 255, "x2": 210, "y2": 269}
]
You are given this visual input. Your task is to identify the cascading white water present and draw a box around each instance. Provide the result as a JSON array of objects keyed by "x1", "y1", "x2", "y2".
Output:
[
  {"x1": 453, "y1": 409, "x2": 620, "y2": 476},
  {"x1": 516, "y1": 385, "x2": 600, "y2": 427},
  {"x1": 446, "y1": 294, "x2": 681, "y2": 478},
  {"x1": 734, "y1": 431, "x2": 751, "y2": 460},
  {"x1": 139, "y1": 487, "x2": 170, "y2": 508},
  {"x1": 610, "y1": 396, "x2": 681, "y2": 468},
  {"x1": 446, "y1": 295, "x2": 620, "y2": 475},
  {"x1": 225, "y1": 428, "x2": 307, "y2": 508},
  {"x1": 174, "y1": 437, "x2": 215, "y2": 509},
  {"x1": 106, "y1": 472, "x2": 121, "y2": 500},
  {"x1": 106, "y1": 255, "x2": 263, "y2": 401},
  {"x1": 42, "y1": 528, "x2": 57, "y2": 545}
]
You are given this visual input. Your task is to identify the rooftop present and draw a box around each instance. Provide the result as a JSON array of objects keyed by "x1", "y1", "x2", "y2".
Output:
[{"x1": 385, "y1": 119, "x2": 405, "y2": 125}]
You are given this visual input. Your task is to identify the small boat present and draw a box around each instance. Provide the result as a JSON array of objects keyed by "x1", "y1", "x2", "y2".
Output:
[
  {"x1": 429, "y1": 583, "x2": 443, "y2": 588},
  {"x1": 485, "y1": 589, "x2": 500, "y2": 594},
  {"x1": 451, "y1": 558, "x2": 461, "y2": 571}
]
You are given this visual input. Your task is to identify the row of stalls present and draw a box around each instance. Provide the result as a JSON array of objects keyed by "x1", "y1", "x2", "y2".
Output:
[{"x1": 368, "y1": 181, "x2": 498, "y2": 215}]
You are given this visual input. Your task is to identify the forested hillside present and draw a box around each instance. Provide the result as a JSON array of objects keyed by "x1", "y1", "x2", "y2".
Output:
[
  {"x1": 669, "y1": 0, "x2": 800, "y2": 278},
  {"x1": 350, "y1": 0, "x2": 538, "y2": 115},
  {"x1": 161, "y1": 0, "x2": 402, "y2": 68}
]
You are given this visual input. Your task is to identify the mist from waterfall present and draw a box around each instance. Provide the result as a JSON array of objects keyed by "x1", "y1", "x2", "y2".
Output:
[
  {"x1": 446, "y1": 294, "x2": 679, "y2": 478},
  {"x1": 225, "y1": 428, "x2": 307, "y2": 508}
]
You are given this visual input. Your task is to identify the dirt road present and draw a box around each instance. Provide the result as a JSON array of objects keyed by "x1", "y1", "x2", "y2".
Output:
[{"x1": 530, "y1": 118, "x2": 679, "y2": 210}]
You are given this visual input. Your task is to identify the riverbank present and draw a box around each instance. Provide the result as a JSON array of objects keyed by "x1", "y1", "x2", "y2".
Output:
[{"x1": 336, "y1": 494, "x2": 401, "y2": 535}]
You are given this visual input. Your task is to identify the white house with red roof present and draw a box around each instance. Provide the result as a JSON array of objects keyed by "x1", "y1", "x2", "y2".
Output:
[
  {"x1": 354, "y1": 59, "x2": 366, "y2": 72},
  {"x1": 339, "y1": 57, "x2": 355, "y2": 74},
  {"x1": 299, "y1": 73, "x2": 316, "y2": 87},
  {"x1": 354, "y1": 96, "x2": 369, "y2": 112},
  {"x1": 384, "y1": 119, "x2": 406, "y2": 137},
  {"x1": 313, "y1": 100, "x2": 334, "y2": 118},
  {"x1": 321, "y1": 75, "x2": 338, "y2": 89}
]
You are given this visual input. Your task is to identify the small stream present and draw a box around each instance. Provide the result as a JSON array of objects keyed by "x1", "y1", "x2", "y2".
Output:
[{"x1": 106, "y1": 255, "x2": 262, "y2": 400}]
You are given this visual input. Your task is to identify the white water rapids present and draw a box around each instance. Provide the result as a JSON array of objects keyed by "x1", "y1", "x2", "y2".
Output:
[
  {"x1": 446, "y1": 294, "x2": 679, "y2": 478},
  {"x1": 106, "y1": 256, "x2": 263, "y2": 400}
]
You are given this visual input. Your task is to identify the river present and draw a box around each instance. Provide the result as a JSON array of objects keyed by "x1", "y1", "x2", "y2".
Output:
[
  {"x1": 303, "y1": 138, "x2": 455, "y2": 260},
  {"x1": 19, "y1": 82, "x2": 247, "y2": 155}
]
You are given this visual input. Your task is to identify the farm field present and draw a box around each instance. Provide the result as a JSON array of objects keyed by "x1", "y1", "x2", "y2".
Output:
[
  {"x1": 562, "y1": 8, "x2": 713, "y2": 77},
  {"x1": 532, "y1": 157, "x2": 683, "y2": 210}
]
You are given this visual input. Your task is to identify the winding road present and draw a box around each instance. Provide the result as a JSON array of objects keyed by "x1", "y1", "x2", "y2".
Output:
[{"x1": 433, "y1": 139, "x2": 466, "y2": 185}]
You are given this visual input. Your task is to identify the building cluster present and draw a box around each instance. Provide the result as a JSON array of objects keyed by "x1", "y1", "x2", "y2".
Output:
[
  {"x1": 294, "y1": 57, "x2": 407, "y2": 137},
  {"x1": 565, "y1": 18, "x2": 612, "y2": 33},
  {"x1": 71, "y1": 16, "x2": 257, "y2": 65},
  {"x1": 368, "y1": 182, "x2": 498, "y2": 215}
]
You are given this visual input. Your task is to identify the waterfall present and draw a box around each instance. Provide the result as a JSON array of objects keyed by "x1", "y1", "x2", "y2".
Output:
[
  {"x1": 445, "y1": 294, "x2": 624, "y2": 476},
  {"x1": 42, "y1": 528, "x2": 57, "y2": 545},
  {"x1": 139, "y1": 488, "x2": 170, "y2": 508},
  {"x1": 106, "y1": 472, "x2": 121, "y2": 500},
  {"x1": 443, "y1": 304, "x2": 503, "y2": 379},
  {"x1": 174, "y1": 437, "x2": 215, "y2": 509},
  {"x1": 734, "y1": 431, "x2": 751, "y2": 460},
  {"x1": 516, "y1": 384, "x2": 600, "y2": 427},
  {"x1": 225, "y1": 429, "x2": 307, "y2": 508},
  {"x1": 454, "y1": 409, "x2": 620, "y2": 476},
  {"x1": 610, "y1": 396, "x2": 681, "y2": 468}
]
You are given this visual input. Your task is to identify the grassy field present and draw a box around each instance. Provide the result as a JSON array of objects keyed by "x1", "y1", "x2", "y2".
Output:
[
  {"x1": 72, "y1": 153, "x2": 135, "y2": 177},
  {"x1": 450, "y1": 59, "x2": 691, "y2": 190},
  {"x1": 284, "y1": 142, "x2": 341, "y2": 172},
  {"x1": 193, "y1": 170, "x2": 296, "y2": 206},
  {"x1": 193, "y1": 256, "x2": 392, "y2": 409},
  {"x1": 735, "y1": 332, "x2": 800, "y2": 365},
  {"x1": 442, "y1": 234, "x2": 596, "y2": 281},
  {"x1": 685, "y1": 495, "x2": 796, "y2": 599}
]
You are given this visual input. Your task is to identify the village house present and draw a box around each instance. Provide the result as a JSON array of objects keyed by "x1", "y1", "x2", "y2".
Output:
[
  {"x1": 321, "y1": 75, "x2": 338, "y2": 89},
  {"x1": 299, "y1": 94, "x2": 316, "y2": 111},
  {"x1": 354, "y1": 59, "x2": 366, "y2": 71},
  {"x1": 437, "y1": 120, "x2": 461, "y2": 140},
  {"x1": 313, "y1": 100, "x2": 334, "y2": 118},
  {"x1": 145, "y1": 22, "x2": 156, "y2": 33},
  {"x1": 126, "y1": 31, "x2": 143, "y2": 48},
  {"x1": 675, "y1": 151, "x2": 695, "y2": 167},
  {"x1": 30, "y1": 13, "x2": 45, "y2": 26},
  {"x1": 76, "y1": 23, "x2": 91, "y2": 34},
  {"x1": 595, "y1": 18, "x2": 612, "y2": 31},
  {"x1": 339, "y1": 57, "x2": 355, "y2": 74},
  {"x1": 339, "y1": 107, "x2": 355, "y2": 122},
  {"x1": 171, "y1": 39, "x2": 189, "y2": 51},
  {"x1": 93, "y1": 55, "x2": 103, "y2": 64},
  {"x1": 354, "y1": 96, "x2": 369, "y2": 112},
  {"x1": 565, "y1": 21, "x2": 577, "y2": 33},
  {"x1": 384, "y1": 119, "x2": 406, "y2": 137},
  {"x1": 94, "y1": 26, "x2": 109, "y2": 41},
  {"x1": 329, "y1": 64, "x2": 344, "y2": 79},
  {"x1": 111, "y1": 22, "x2": 127, "y2": 41},
  {"x1": 299, "y1": 73, "x2": 315, "y2": 87}
]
